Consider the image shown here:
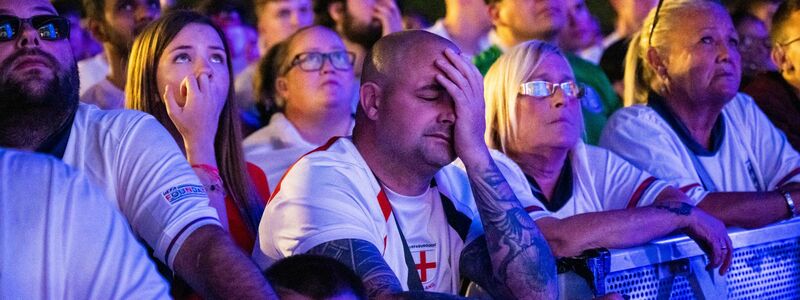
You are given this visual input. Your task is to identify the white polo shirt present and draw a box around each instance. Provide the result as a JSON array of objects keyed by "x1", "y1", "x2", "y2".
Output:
[
  {"x1": 80, "y1": 78, "x2": 125, "y2": 110},
  {"x1": 243, "y1": 113, "x2": 354, "y2": 190},
  {"x1": 490, "y1": 145, "x2": 670, "y2": 220},
  {"x1": 599, "y1": 93, "x2": 800, "y2": 203},
  {"x1": 255, "y1": 137, "x2": 483, "y2": 293},
  {"x1": 0, "y1": 148, "x2": 169, "y2": 299},
  {"x1": 61, "y1": 104, "x2": 221, "y2": 269},
  {"x1": 77, "y1": 52, "x2": 109, "y2": 97}
]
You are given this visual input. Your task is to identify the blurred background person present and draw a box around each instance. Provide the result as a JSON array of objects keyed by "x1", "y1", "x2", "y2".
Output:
[
  {"x1": 235, "y1": 0, "x2": 315, "y2": 135},
  {"x1": 424, "y1": 0, "x2": 492, "y2": 58},
  {"x1": 728, "y1": 0, "x2": 784, "y2": 30},
  {"x1": 559, "y1": 0, "x2": 605, "y2": 64},
  {"x1": 602, "y1": 0, "x2": 800, "y2": 229},
  {"x1": 244, "y1": 26, "x2": 355, "y2": 191},
  {"x1": 743, "y1": 0, "x2": 800, "y2": 150},
  {"x1": 197, "y1": 0, "x2": 259, "y2": 76},
  {"x1": 733, "y1": 12, "x2": 777, "y2": 86},
  {"x1": 476, "y1": 0, "x2": 621, "y2": 145},
  {"x1": 53, "y1": 0, "x2": 102, "y2": 62},
  {"x1": 80, "y1": 0, "x2": 161, "y2": 109}
]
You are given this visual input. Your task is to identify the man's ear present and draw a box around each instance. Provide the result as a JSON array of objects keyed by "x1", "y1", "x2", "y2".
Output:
[
  {"x1": 646, "y1": 47, "x2": 668, "y2": 79},
  {"x1": 275, "y1": 76, "x2": 290, "y2": 100},
  {"x1": 359, "y1": 82, "x2": 382, "y2": 121},
  {"x1": 772, "y1": 45, "x2": 791, "y2": 73},
  {"x1": 87, "y1": 18, "x2": 107, "y2": 43},
  {"x1": 488, "y1": 3, "x2": 502, "y2": 27},
  {"x1": 329, "y1": 1, "x2": 345, "y2": 26}
]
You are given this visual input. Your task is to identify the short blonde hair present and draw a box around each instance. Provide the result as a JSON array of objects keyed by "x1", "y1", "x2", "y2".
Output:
[{"x1": 483, "y1": 40, "x2": 565, "y2": 153}]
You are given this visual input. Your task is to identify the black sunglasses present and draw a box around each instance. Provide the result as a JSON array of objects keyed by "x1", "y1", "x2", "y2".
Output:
[{"x1": 0, "y1": 15, "x2": 70, "y2": 42}]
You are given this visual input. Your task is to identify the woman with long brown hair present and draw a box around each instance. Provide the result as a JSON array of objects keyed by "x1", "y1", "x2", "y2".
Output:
[{"x1": 126, "y1": 10, "x2": 267, "y2": 253}]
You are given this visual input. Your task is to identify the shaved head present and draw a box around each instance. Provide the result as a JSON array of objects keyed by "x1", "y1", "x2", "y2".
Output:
[{"x1": 361, "y1": 30, "x2": 459, "y2": 91}]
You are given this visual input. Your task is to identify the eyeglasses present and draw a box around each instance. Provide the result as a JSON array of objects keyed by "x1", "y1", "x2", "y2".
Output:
[
  {"x1": 519, "y1": 80, "x2": 582, "y2": 98},
  {"x1": 284, "y1": 51, "x2": 355, "y2": 74},
  {"x1": 0, "y1": 15, "x2": 70, "y2": 42},
  {"x1": 648, "y1": 0, "x2": 665, "y2": 47}
]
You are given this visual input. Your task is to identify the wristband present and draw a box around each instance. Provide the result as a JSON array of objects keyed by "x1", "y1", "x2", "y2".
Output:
[
  {"x1": 778, "y1": 188, "x2": 797, "y2": 218},
  {"x1": 191, "y1": 164, "x2": 226, "y2": 196}
]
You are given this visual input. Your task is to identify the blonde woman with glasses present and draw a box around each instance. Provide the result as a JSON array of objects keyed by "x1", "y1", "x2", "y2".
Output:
[{"x1": 483, "y1": 40, "x2": 731, "y2": 274}]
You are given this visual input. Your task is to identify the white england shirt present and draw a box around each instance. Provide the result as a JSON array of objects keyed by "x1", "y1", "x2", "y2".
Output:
[
  {"x1": 255, "y1": 137, "x2": 483, "y2": 293},
  {"x1": 243, "y1": 113, "x2": 354, "y2": 190},
  {"x1": 490, "y1": 145, "x2": 671, "y2": 220},
  {"x1": 599, "y1": 93, "x2": 800, "y2": 203},
  {"x1": 61, "y1": 104, "x2": 221, "y2": 269},
  {"x1": 0, "y1": 149, "x2": 169, "y2": 299}
]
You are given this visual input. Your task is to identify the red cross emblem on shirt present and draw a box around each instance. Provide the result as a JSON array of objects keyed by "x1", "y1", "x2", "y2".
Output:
[{"x1": 415, "y1": 250, "x2": 437, "y2": 282}]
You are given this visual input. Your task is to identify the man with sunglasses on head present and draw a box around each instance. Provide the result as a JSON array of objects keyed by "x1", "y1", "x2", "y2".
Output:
[
  {"x1": 743, "y1": 0, "x2": 800, "y2": 150},
  {"x1": 255, "y1": 30, "x2": 558, "y2": 299},
  {"x1": 78, "y1": 0, "x2": 160, "y2": 110},
  {"x1": 243, "y1": 26, "x2": 356, "y2": 192},
  {"x1": 0, "y1": 0, "x2": 276, "y2": 298}
]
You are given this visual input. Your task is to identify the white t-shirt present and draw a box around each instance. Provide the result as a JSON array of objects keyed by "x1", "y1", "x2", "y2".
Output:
[
  {"x1": 599, "y1": 93, "x2": 800, "y2": 203},
  {"x1": 0, "y1": 149, "x2": 169, "y2": 299},
  {"x1": 61, "y1": 104, "x2": 221, "y2": 269},
  {"x1": 80, "y1": 78, "x2": 125, "y2": 110},
  {"x1": 243, "y1": 113, "x2": 354, "y2": 190},
  {"x1": 490, "y1": 145, "x2": 671, "y2": 220},
  {"x1": 255, "y1": 137, "x2": 483, "y2": 293},
  {"x1": 77, "y1": 52, "x2": 109, "y2": 97}
]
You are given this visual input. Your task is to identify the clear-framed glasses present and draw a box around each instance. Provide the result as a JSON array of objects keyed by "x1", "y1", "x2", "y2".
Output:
[
  {"x1": 0, "y1": 15, "x2": 70, "y2": 42},
  {"x1": 284, "y1": 50, "x2": 355, "y2": 74},
  {"x1": 519, "y1": 80, "x2": 582, "y2": 98}
]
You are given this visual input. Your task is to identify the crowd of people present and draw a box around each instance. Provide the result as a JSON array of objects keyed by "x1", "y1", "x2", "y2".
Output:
[{"x1": 0, "y1": 0, "x2": 798, "y2": 299}]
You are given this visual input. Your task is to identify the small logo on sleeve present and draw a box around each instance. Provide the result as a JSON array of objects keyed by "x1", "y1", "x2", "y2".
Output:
[{"x1": 162, "y1": 184, "x2": 206, "y2": 204}]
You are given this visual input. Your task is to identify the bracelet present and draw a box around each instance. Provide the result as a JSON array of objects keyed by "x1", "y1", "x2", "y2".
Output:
[
  {"x1": 191, "y1": 164, "x2": 226, "y2": 196},
  {"x1": 778, "y1": 188, "x2": 797, "y2": 218}
]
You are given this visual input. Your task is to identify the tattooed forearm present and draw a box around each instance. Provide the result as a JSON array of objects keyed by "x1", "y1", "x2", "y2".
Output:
[
  {"x1": 654, "y1": 202, "x2": 693, "y2": 216},
  {"x1": 307, "y1": 239, "x2": 404, "y2": 298},
  {"x1": 466, "y1": 161, "x2": 558, "y2": 299}
]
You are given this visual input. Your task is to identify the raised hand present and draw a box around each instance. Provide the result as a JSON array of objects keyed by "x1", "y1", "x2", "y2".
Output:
[
  {"x1": 433, "y1": 48, "x2": 490, "y2": 167},
  {"x1": 163, "y1": 72, "x2": 224, "y2": 165},
  {"x1": 374, "y1": 0, "x2": 402, "y2": 36}
]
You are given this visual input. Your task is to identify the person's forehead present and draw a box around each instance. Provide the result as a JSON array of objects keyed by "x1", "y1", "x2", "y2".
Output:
[
  {"x1": 0, "y1": 0, "x2": 57, "y2": 17},
  {"x1": 289, "y1": 28, "x2": 344, "y2": 53}
]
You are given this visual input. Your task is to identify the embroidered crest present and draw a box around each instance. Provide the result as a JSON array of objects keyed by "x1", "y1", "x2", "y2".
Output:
[
  {"x1": 161, "y1": 184, "x2": 205, "y2": 204},
  {"x1": 411, "y1": 244, "x2": 438, "y2": 288}
]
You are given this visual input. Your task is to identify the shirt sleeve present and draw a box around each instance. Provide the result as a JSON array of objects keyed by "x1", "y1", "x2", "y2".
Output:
[
  {"x1": 599, "y1": 108, "x2": 709, "y2": 204},
  {"x1": 588, "y1": 146, "x2": 671, "y2": 209},
  {"x1": 731, "y1": 94, "x2": 800, "y2": 189},
  {"x1": 490, "y1": 150, "x2": 553, "y2": 220},
  {"x1": 258, "y1": 157, "x2": 383, "y2": 266},
  {"x1": 113, "y1": 115, "x2": 221, "y2": 269}
]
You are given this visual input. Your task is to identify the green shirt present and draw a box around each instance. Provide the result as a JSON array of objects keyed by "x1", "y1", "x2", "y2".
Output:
[{"x1": 474, "y1": 45, "x2": 622, "y2": 145}]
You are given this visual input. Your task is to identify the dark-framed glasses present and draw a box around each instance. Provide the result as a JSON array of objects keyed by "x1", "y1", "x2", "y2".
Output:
[
  {"x1": 0, "y1": 15, "x2": 70, "y2": 42},
  {"x1": 285, "y1": 50, "x2": 355, "y2": 74},
  {"x1": 519, "y1": 80, "x2": 582, "y2": 98}
]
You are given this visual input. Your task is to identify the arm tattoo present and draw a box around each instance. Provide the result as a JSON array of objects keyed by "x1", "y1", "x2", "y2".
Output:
[
  {"x1": 654, "y1": 202, "x2": 693, "y2": 216},
  {"x1": 466, "y1": 162, "x2": 558, "y2": 299},
  {"x1": 307, "y1": 239, "x2": 403, "y2": 298}
]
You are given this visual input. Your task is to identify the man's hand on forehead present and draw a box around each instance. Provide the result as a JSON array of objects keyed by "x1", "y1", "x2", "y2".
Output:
[{"x1": 433, "y1": 47, "x2": 490, "y2": 166}]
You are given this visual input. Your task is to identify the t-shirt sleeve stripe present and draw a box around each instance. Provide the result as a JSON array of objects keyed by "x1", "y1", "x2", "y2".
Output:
[
  {"x1": 524, "y1": 205, "x2": 544, "y2": 213},
  {"x1": 679, "y1": 183, "x2": 701, "y2": 193},
  {"x1": 776, "y1": 167, "x2": 800, "y2": 188},
  {"x1": 164, "y1": 216, "x2": 218, "y2": 266},
  {"x1": 628, "y1": 176, "x2": 657, "y2": 208}
]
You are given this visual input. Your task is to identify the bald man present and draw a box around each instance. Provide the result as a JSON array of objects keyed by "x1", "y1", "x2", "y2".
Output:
[{"x1": 256, "y1": 30, "x2": 557, "y2": 299}]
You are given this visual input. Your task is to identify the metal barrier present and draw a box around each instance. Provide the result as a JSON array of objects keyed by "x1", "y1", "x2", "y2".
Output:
[
  {"x1": 561, "y1": 218, "x2": 800, "y2": 299},
  {"x1": 465, "y1": 219, "x2": 800, "y2": 299}
]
